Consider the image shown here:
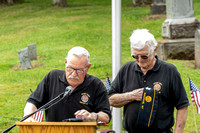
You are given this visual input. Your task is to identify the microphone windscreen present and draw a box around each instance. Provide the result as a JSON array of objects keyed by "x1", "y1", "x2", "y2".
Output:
[{"x1": 66, "y1": 86, "x2": 73, "y2": 92}]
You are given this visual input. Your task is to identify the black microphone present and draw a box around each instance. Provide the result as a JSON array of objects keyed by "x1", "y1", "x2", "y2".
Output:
[
  {"x1": 63, "y1": 86, "x2": 73, "y2": 97},
  {"x1": 62, "y1": 117, "x2": 83, "y2": 122}
]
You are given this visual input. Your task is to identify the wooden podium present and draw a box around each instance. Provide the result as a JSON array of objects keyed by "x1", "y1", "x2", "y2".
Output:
[{"x1": 15, "y1": 122, "x2": 97, "y2": 133}]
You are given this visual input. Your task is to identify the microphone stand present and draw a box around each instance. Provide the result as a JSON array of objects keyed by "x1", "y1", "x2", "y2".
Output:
[{"x1": 2, "y1": 89, "x2": 71, "y2": 133}]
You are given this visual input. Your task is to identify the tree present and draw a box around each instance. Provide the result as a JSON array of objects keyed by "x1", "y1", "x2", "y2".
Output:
[{"x1": 52, "y1": 0, "x2": 67, "y2": 7}]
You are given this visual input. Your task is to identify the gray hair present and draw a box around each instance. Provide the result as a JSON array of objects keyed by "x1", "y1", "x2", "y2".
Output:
[
  {"x1": 66, "y1": 46, "x2": 90, "y2": 65},
  {"x1": 129, "y1": 29, "x2": 157, "y2": 56}
]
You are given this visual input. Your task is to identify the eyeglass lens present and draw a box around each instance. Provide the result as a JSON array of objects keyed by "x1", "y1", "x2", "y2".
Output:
[
  {"x1": 66, "y1": 67, "x2": 84, "y2": 73},
  {"x1": 132, "y1": 55, "x2": 148, "y2": 59}
]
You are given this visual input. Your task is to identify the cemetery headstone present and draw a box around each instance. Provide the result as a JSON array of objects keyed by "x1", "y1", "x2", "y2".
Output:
[
  {"x1": 132, "y1": 0, "x2": 153, "y2": 6},
  {"x1": 195, "y1": 30, "x2": 200, "y2": 69},
  {"x1": 150, "y1": 0, "x2": 166, "y2": 15},
  {"x1": 28, "y1": 43, "x2": 37, "y2": 60},
  {"x1": 157, "y1": 0, "x2": 200, "y2": 60},
  {"x1": 18, "y1": 48, "x2": 32, "y2": 70},
  {"x1": 162, "y1": 0, "x2": 199, "y2": 39}
]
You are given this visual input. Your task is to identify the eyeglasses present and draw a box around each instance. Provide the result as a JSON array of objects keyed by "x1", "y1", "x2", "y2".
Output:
[
  {"x1": 66, "y1": 66, "x2": 87, "y2": 74},
  {"x1": 132, "y1": 54, "x2": 149, "y2": 60}
]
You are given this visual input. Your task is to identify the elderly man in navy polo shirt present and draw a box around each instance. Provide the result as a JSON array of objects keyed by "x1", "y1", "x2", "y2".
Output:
[{"x1": 108, "y1": 29, "x2": 189, "y2": 133}]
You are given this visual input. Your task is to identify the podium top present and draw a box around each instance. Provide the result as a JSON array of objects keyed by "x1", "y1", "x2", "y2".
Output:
[
  {"x1": 16, "y1": 122, "x2": 97, "y2": 126},
  {"x1": 15, "y1": 122, "x2": 97, "y2": 133}
]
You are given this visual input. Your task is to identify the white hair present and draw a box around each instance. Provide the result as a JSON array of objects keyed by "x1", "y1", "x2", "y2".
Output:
[
  {"x1": 129, "y1": 29, "x2": 157, "y2": 56},
  {"x1": 66, "y1": 46, "x2": 90, "y2": 65}
]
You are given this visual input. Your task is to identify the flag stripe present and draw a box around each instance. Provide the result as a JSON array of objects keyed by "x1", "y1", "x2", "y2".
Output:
[
  {"x1": 193, "y1": 91, "x2": 200, "y2": 113},
  {"x1": 33, "y1": 110, "x2": 44, "y2": 122},
  {"x1": 191, "y1": 91, "x2": 195, "y2": 102}
]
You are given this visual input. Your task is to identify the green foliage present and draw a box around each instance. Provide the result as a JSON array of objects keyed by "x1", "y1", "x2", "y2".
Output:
[{"x1": 0, "y1": 0, "x2": 200, "y2": 132}]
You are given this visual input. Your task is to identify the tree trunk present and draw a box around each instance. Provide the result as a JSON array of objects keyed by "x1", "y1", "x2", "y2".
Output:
[{"x1": 52, "y1": 0, "x2": 67, "y2": 7}]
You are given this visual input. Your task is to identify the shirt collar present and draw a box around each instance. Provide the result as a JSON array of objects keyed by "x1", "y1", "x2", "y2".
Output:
[
  {"x1": 59, "y1": 71, "x2": 69, "y2": 85},
  {"x1": 152, "y1": 55, "x2": 161, "y2": 71}
]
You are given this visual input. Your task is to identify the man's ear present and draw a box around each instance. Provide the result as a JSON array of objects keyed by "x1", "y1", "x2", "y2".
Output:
[
  {"x1": 154, "y1": 46, "x2": 158, "y2": 53},
  {"x1": 65, "y1": 58, "x2": 67, "y2": 63},
  {"x1": 85, "y1": 64, "x2": 91, "y2": 73},
  {"x1": 87, "y1": 64, "x2": 91, "y2": 69}
]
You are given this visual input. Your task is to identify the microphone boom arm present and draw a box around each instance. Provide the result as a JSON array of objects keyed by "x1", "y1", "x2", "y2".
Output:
[{"x1": 2, "y1": 87, "x2": 72, "y2": 133}]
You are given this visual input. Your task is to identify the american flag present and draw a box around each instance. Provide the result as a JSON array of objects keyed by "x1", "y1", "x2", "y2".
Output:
[
  {"x1": 189, "y1": 78, "x2": 200, "y2": 114},
  {"x1": 32, "y1": 110, "x2": 44, "y2": 122},
  {"x1": 105, "y1": 77, "x2": 111, "y2": 91},
  {"x1": 105, "y1": 77, "x2": 113, "y2": 112}
]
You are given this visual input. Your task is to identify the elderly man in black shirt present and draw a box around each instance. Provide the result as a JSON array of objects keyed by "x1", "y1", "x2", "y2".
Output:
[
  {"x1": 108, "y1": 29, "x2": 189, "y2": 133},
  {"x1": 24, "y1": 46, "x2": 111, "y2": 123}
]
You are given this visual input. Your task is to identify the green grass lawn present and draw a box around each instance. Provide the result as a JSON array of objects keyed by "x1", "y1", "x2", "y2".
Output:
[{"x1": 0, "y1": 0, "x2": 200, "y2": 132}]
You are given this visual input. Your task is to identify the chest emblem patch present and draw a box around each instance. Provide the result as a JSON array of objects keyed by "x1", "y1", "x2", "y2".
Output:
[
  {"x1": 80, "y1": 93, "x2": 90, "y2": 105},
  {"x1": 145, "y1": 96, "x2": 152, "y2": 102},
  {"x1": 153, "y1": 82, "x2": 162, "y2": 92}
]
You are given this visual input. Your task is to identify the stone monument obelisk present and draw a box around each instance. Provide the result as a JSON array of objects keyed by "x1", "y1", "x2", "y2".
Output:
[{"x1": 157, "y1": 0, "x2": 200, "y2": 60}]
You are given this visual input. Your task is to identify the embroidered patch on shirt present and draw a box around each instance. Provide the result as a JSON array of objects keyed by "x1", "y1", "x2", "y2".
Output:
[
  {"x1": 153, "y1": 82, "x2": 162, "y2": 93},
  {"x1": 80, "y1": 93, "x2": 90, "y2": 105},
  {"x1": 146, "y1": 96, "x2": 152, "y2": 102}
]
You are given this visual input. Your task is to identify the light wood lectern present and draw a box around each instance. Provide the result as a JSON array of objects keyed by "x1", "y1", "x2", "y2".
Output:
[{"x1": 15, "y1": 122, "x2": 97, "y2": 133}]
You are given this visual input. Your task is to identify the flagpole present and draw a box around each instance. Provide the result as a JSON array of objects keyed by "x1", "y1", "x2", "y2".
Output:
[
  {"x1": 191, "y1": 102, "x2": 198, "y2": 133},
  {"x1": 112, "y1": 0, "x2": 122, "y2": 132}
]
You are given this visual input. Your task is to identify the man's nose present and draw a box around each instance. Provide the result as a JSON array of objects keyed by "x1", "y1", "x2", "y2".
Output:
[
  {"x1": 137, "y1": 56, "x2": 143, "y2": 61},
  {"x1": 138, "y1": 56, "x2": 146, "y2": 61},
  {"x1": 72, "y1": 70, "x2": 78, "y2": 76}
]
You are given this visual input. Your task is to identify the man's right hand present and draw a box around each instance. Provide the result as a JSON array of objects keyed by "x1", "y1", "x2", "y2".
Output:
[
  {"x1": 129, "y1": 88, "x2": 144, "y2": 101},
  {"x1": 23, "y1": 102, "x2": 37, "y2": 122},
  {"x1": 109, "y1": 88, "x2": 144, "y2": 107}
]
